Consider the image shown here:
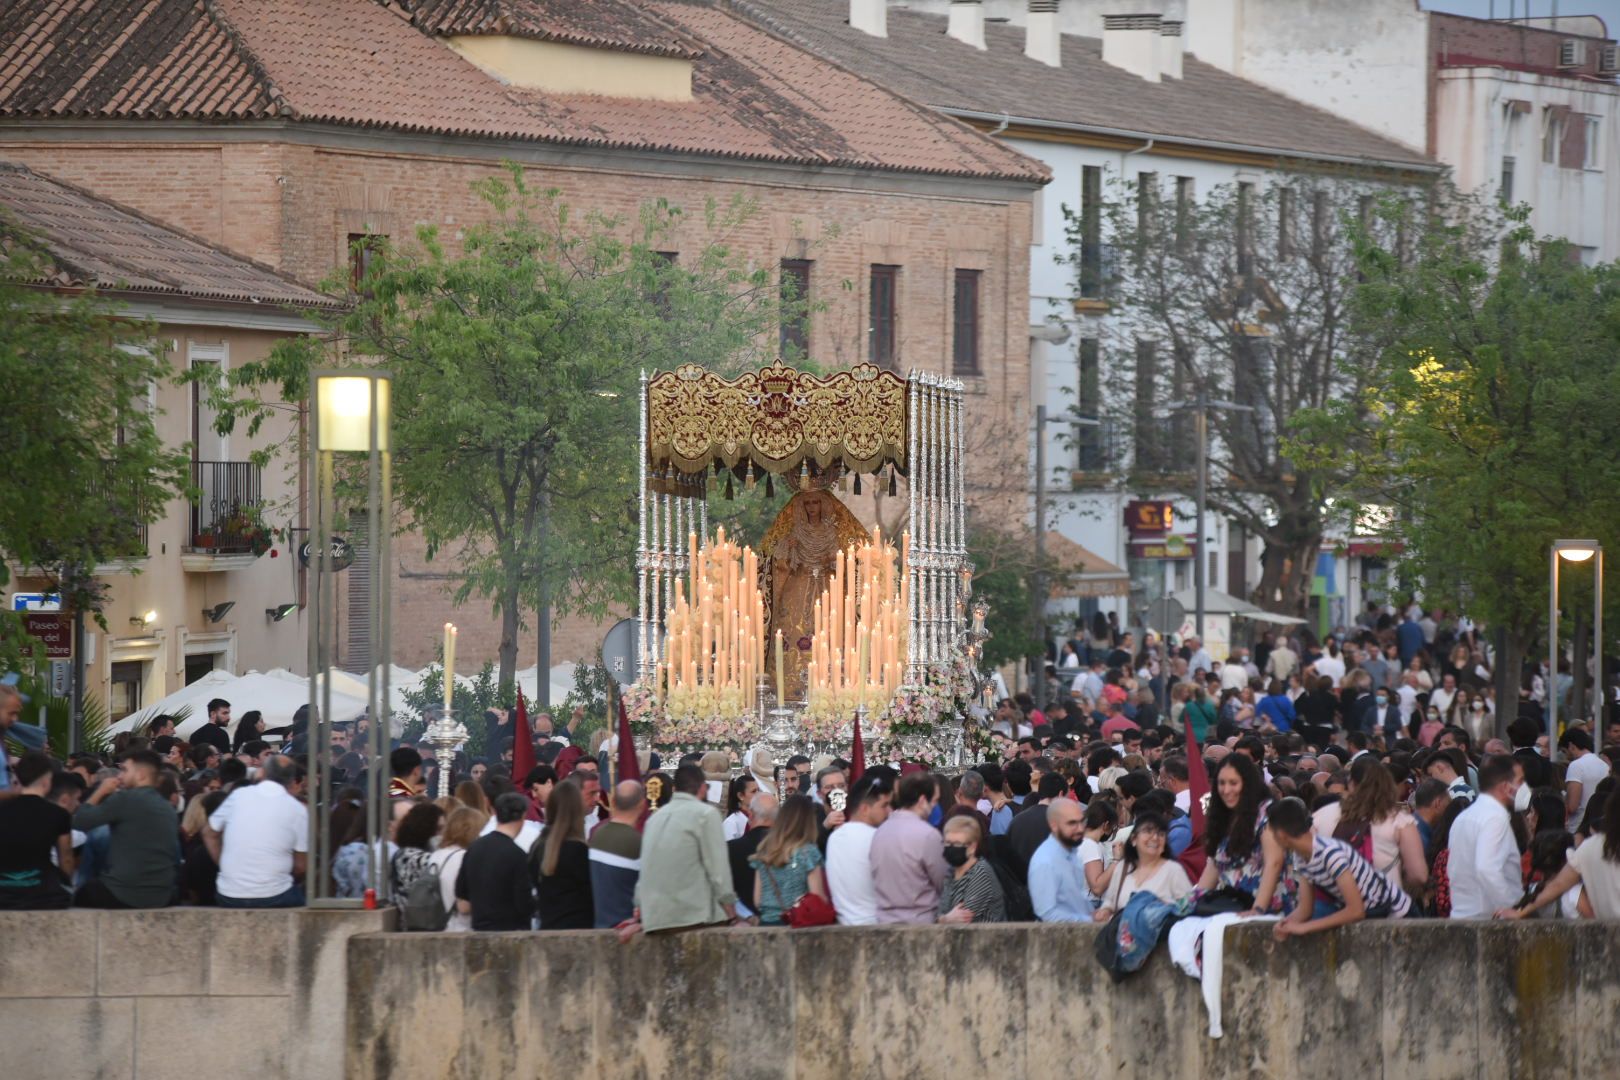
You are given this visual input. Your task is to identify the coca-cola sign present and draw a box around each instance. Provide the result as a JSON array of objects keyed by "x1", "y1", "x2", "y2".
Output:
[{"x1": 297, "y1": 537, "x2": 356, "y2": 572}]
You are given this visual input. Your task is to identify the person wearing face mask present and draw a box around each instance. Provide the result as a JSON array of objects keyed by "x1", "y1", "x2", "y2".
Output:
[
  {"x1": 1444, "y1": 755, "x2": 1528, "y2": 918},
  {"x1": 1417, "y1": 701, "x2": 1446, "y2": 748},
  {"x1": 1366, "y1": 687, "x2": 1402, "y2": 741},
  {"x1": 936, "y1": 816, "x2": 1006, "y2": 924},
  {"x1": 1077, "y1": 799, "x2": 1122, "y2": 899}
]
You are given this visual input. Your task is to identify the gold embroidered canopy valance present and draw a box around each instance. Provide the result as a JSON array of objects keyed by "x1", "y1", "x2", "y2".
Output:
[{"x1": 647, "y1": 362, "x2": 908, "y2": 479}]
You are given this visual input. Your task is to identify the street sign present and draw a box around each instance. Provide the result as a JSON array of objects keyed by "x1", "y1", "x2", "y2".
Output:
[
  {"x1": 298, "y1": 537, "x2": 356, "y2": 571},
  {"x1": 11, "y1": 592, "x2": 61, "y2": 612},
  {"x1": 600, "y1": 618, "x2": 654, "y2": 688},
  {"x1": 1146, "y1": 597, "x2": 1186, "y2": 636},
  {"x1": 1129, "y1": 535, "x2": 1194, "y2": 560},
  {"x1": 22, "y1": 613, "x2": 72, "y2": 659}
]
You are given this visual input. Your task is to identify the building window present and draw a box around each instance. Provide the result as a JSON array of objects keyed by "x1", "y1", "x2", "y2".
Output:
[
  {"x1": 951, "y1": 269, "x2": 982, "y2": 375},
  {"x1": 110, "y1": 660, "x2": 143, "y2": 722},
  {"x1": 1277, "y1": 187, "x2": 1295, "y2": 257},
  {"x1": 1133, "y1": 339, "x2": 1162, "y2": 472},
  {"x1": 1500, "y1": 156, "x2": 1516, "y2": 204},
  {"x1": 1077, "y1": 337, "x2": 1104, "y2": 471},
  {"x1": 779, "y1": 259, "x2": 811, "y2": 360},
  {"x1": 650, "y1": 251, "x2": 679, "y2": 315},
  {"x1": 1543, "y1": 108, "x2": 1565, "y2": 164},
  {"x1": 1174, "y1": 176, "x2": 1195, "y2": 254},
  {"x1": 347, "y1": 233, "x2": 384, "y2": 290},
  {"x1": 1236, "y1": 181, "x2": 1255, "y2": 276},
  {"x1": 1136, "y1": 171, "x2": 1157, "y2": 238},
  {"x1": 869, "y1": 264, "x2": 899, "y2": 368},
  {"x1": 1079, "y1": 165, "x2": 1104, "y2": 299},
  {"x1": 1586, "y1": 116, "x2": 1603, "y2": 170},
  {"x1": 1311, "y1": 189, "x2": 1330, "y2": 259}
]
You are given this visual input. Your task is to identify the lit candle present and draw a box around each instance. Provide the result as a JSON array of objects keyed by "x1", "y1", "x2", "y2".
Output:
[
  {"x1": 443, "y1": 622, "x2": 457, "y2": 710},
  {"x1": 774, "y1": 630, "x2": 786, "y2": 706}
]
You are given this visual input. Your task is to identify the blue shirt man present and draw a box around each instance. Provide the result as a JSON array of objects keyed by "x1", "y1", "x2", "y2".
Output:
[
  {"x1": 1397, "y1": 617, "x2": 1426, "y2": 667},
  {"x1": 1027, "y1": 801, "x2": 1094, "y2": 923}
]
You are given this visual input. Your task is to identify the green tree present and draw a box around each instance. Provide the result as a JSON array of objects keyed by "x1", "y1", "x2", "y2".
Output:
[
  {"x1": 1062, "y1": 172, "x2": 1434, "y2": 614},
  {"x1": 206, "y1": 167, "x2": 790, "y2": 692},
  {"x1": 1298, "y1": 205, "x2": 1620, "y2": 732},
  {"x1": 0, "y1": 234, "x2": 189, "y2": 671}
]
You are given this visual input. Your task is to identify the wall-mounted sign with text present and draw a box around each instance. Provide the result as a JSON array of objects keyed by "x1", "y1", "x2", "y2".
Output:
[
  {"x1": 1125, "y1": 500, "x2": 1175, "y2": 537},
  {"x1": 1129, "y1": 535, "x2": 1195, "y2": 560}
]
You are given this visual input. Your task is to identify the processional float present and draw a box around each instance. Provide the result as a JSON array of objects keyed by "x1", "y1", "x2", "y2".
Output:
[{"x1": 624, "y1": 362, "x2": 991, "y2": 768}]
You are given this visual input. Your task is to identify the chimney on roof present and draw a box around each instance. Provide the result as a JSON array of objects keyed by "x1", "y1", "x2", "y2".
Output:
[
  {"x1": 1026, "y1": 1, "x2": 1062, "y2": 67},
  {"x1": 851, "y1": 0, "x2": 887, "y2": 38},
  {"x1": 1102, "y1": 14, "x2": 1163, "y2": 82},
  {"x1": 1159, "y1": 19, "x2": 1184, "y2": 79},
  {"x1": 948, "y1": 0, "x2": 987, "y2": 50}
]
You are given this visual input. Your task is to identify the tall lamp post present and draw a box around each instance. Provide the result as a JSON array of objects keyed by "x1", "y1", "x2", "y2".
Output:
[
  {"x1": 1164, "y1": 392, "x2": 1252, "y2": 639},
  {"x1": 308, "y1": 370, "x2": 393, "y2": 905},
  {"x1": 1549, "y1": 539, "x2": 1603, "y2": 753}
]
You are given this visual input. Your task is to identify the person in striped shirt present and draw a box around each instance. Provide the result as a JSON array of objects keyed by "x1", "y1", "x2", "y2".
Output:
[{"x1": 1267, "y1": 796, "x2": 1411, "y2": 940}]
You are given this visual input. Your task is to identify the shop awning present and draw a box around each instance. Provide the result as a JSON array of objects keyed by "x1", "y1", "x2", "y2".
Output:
[
  {"x1": 1168, "y1": 587, "x2": 1307, "y2": 625},
  {"x1": 1044, "y1": 532, "x2": 1131, "y2": 598}
]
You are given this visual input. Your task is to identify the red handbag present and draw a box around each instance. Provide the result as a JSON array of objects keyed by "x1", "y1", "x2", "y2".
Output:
[{"x1": 764, "y1": 866, "x2": 837, "y2": 928}]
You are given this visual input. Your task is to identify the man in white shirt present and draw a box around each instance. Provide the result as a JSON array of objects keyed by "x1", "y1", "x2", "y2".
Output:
[
  {"x1": 1430, "y1": 674, "x2": 1458, "y2": 719},
  {"x1": 1220, "y1": 654, "x2": 1250, "y2": 693},
  {"x1": 1185, "y1": 637, "x2": 1213, "y2": 678},
  {"x1": 1395, "y1": 671, "x2": 1421, "y2": 728},
  {"x1": 1446, "y1": 755, "x2": 1525, "y2": 919},
  {"x1": 1559, "y1": 728, "x2": 1609, "y2": 832},
  {"x1": 206, "y1": 755, "x2": 309, "y2": 907},
  {"x1": 1313, "y1": 642, "x2": 1346, "y2": 688},
  {"x1": 1071, "y1": 659, "x2": 1106, "y2": 703},
  {"x1": 826, "y1": 773, "x2": 893, "y2": 925}
]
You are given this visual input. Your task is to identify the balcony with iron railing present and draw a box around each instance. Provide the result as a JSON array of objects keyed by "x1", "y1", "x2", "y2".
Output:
[{"x1": 181, "y1": 460, "x2": 268, "y2": 571}]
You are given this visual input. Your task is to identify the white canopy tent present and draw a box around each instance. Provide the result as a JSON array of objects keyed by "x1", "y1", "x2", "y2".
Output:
[
  {"x1": 110, "y1": 670, "x2": 368, "y2": 739},
  {"x1": 514, "y1": 662, "x2": 578, "y2": 710},
  {"x1": 1168, "y1": 588, "x2": 1307, "y2": 626}
]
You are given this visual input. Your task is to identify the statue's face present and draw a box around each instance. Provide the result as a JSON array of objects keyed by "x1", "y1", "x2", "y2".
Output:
[{"x1": 801, "y1": 493, "x2": 825, "y2": 524}]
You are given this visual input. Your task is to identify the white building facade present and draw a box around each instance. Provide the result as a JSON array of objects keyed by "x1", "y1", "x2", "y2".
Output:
[{"x1": 741, "y1": 0, "x2": 1437, "y2": 648}]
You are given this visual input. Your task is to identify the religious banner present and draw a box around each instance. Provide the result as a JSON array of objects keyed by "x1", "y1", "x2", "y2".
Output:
[{"x1": 646, "y1": 361, "x2": 907, "y2": 477}]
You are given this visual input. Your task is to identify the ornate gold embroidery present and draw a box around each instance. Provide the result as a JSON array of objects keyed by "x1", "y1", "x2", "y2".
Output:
[{"x1": 647, "y1": 362, "x2": 907, "y2": 478}]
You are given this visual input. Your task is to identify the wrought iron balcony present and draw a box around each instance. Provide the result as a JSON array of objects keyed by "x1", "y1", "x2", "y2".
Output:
[{"x1": 185, "y1": 461, "x2": 266, "y2": 556}]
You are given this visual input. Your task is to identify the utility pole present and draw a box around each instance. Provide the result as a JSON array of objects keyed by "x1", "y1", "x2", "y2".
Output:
[
  {"x1": 1033, "y1": 405, "x2": 1048, "y2": 710},
  {"x1": 1165, "y1": 392, "x2": 1252, "y2": 640}
]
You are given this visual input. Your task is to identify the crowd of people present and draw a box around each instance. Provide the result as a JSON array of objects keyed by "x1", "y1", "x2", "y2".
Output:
[{"x1": 4, "y1": 599, "x2": 1618, "y2": 956}]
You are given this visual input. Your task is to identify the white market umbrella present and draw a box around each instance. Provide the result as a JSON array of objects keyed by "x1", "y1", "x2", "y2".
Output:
[{"x1": 112, "y1": 669, "x2": 367, "y2": 739}]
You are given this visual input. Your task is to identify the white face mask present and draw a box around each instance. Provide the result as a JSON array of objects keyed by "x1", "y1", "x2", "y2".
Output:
[{"x1": 1512, "y1": 783, "x2": 1531, "y2": 814}]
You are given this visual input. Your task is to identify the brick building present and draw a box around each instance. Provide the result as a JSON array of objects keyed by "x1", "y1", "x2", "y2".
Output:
[{"x1": 0, "y1": 0, "x2": 1046, "y2": 686}]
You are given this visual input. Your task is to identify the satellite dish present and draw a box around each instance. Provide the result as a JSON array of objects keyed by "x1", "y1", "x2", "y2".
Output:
[{"x1": 1147, "y1": 597, "x2": 1186, "y2": 636}]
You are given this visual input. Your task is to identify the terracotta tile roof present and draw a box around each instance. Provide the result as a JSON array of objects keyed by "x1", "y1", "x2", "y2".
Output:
[
  {"x1": 0, "y1": 160, "x2": 335, "y2": 309},
  {"x1": 732, "y1": 0, "x2": 1435, "y2": 170},
  {"x1": 0, "y1": 0, "x2": 279, "y2": 119},
  {"x1": 0, "y1": 0, "x2": 1048, "y2": 184},
  {"x1": 399, "y1": 0, "x2": 703, "y2": 59}
]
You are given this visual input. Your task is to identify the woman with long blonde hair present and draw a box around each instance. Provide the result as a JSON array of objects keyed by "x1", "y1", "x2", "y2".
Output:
[{"x1": 749, "y1": 794, "x2": 827, "y2": 926}]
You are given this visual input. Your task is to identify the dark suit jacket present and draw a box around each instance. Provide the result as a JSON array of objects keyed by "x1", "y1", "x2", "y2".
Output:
[{"x1": 727, "y1": 826, "x2": 769, "y2": 913}]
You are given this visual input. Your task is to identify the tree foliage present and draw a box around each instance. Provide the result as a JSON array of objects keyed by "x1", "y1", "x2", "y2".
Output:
[
  {"x1": 204, "y1": 166, "x2": 794, "y2": 690},
  {"x1": 0, "y1": 233, "x2": 190, "y2": 671},
  {"x1": 1062, "y1": 172, "x2": 1440, "y2": 614},
  {"x1": 1297, "y1": 204, "x2": 1620, "y2": 706}
]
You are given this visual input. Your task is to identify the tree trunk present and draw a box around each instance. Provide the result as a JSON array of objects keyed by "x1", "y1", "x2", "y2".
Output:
[
  {"x1": 1254, "y1": 528, "x2": 1321, "y2": 620},
  {"x1": 497, "y1": 585, "x2": 520, "y2": 697}
]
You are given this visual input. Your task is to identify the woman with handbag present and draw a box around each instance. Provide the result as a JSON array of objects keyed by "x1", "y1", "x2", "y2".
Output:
[
  {"x1": 938, "y1": 815, "x2": 1006, "y2": 924},
  {"x1": 750, "y1": 795, "x2": 830, "y2": 927}
]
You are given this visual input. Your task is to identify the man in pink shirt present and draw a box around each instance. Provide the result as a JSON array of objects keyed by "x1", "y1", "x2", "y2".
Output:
[
  {"x1": 1100, "y1": 702, "x2": 1140, "y2": 741},
  {"x1": 870, "y1": 772, "x2": 947, "y2": 923}
]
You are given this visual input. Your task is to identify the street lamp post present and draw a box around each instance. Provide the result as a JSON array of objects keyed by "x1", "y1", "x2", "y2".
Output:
[
  {"x1": 1549, "y1": 539, "x2": 1603, "y2": 753},
  {"x1": 308, "y1": 369, "x2": 393, "y2": 905},
  {"x1": 1165, "y1": 392, "x2": 1252, "y2": 640}
]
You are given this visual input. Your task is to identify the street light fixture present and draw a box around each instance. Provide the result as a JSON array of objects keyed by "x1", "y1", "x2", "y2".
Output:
[
  {"x1": 308, "y1": 368, "x2": 393, "y2": 904},
  {"x1": 1164, "y1": 392, "x2": 1253, "y2": 639},
  {"x1": 1549, "y1": 539, "x2": 1604, "y2": 753}
]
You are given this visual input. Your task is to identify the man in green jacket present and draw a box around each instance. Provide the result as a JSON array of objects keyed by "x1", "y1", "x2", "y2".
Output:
[
  {"x1": 629, "y1": 764, "x2": 739, "y2": 934},
  {"x1": 73, "y1": 749, "x2": 178, "y2": 908}
]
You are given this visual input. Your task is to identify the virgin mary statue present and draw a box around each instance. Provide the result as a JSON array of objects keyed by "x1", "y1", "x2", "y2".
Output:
[{"x1": 760, "y1": 484, "x2": 869, "y2": 701}]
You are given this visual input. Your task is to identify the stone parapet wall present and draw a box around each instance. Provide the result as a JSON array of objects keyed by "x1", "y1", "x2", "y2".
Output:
[
  {"x1": 347, "y1": 920, "x2": 1619, "y2": 1080},
  {"x1": 0, "y1": 908, "x2": 390, "y2": 1080}
]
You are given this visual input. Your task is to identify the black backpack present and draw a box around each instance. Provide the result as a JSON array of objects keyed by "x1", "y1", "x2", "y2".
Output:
[{"x1": 985, "y1": 850, "x2": 1035, "y2": 922}]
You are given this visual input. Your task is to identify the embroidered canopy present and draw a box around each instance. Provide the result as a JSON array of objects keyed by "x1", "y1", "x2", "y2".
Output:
[{"x1": 646, "y1": 361, "x2": 908, "y2": 478}]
